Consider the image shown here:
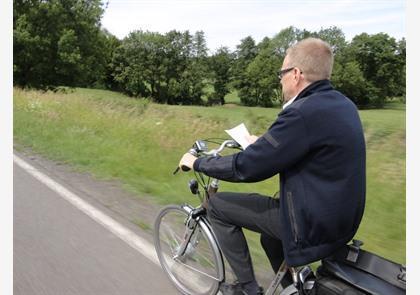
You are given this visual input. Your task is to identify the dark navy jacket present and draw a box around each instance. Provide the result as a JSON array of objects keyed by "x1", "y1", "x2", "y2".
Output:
[{"x1": 193, "y1": 80, "x2": 366, "y2": 267}]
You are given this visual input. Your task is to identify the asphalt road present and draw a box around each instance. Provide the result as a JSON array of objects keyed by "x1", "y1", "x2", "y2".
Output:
[{"x1": 14, "y1": 157, "x2": 177, "y2": 295}]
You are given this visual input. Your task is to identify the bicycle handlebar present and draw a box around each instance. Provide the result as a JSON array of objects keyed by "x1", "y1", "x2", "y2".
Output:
[
  {"x1": 173, "y1": 139, "x2": 241, "y2": 174},
  {"x1": 202, "y1": 140, "x2": 240, "y2": 156}
]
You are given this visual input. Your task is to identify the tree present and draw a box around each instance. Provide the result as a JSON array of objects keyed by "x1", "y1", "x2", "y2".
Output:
[
  {"x1": 187, "y1": 30, "x2": 209, "y2": 103},
  {"x1": 13, "y1": 0, "x2": 108, "y2": 89},
  {"x1": 164, "y1": 30, "x2": 207, "y2": 105},
  {"x1": 396, "y1": 38, "x2": 406, "y2": 100},
  {"x1": 315, "y1": 26, "x2": 347, "y2": 55},
  {"x1": 348, "y1": 33, "x2": 405, "y2": 103},
  {"x1": 111, "y1": 30, "x2": 167, "y2": 99},
  {"x1": 331, "y1": 61, "x2": 377, "y2": 106},
  {"x1": 238, "y1": 37, "x2": 281, "y2": 107},
  {"x1": 232, "y1": 36, "x2": 258, "y2": 86},
  {"x1": 111, "y1": 29, "x2": 208, "y2": 105},
  {"x1": 208, "y1": 47, "x2": 234, "y2": 105},
  {"x1": 98, "y1": 29, "x2": 122, "y2": 90},
  {"x1": 271, "y1": 26, "x2": 306, "y2": 58},
  {"x1": 192, "y1": 31, "x2": 208, "y2": 58}
]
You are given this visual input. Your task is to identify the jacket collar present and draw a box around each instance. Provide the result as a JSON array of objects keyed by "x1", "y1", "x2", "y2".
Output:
[{"x1": 295, "y1": 79, "x2": 333, "y2": 102}]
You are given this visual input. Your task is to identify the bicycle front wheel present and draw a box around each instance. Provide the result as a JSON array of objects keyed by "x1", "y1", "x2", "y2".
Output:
[{"x1": 154, "y1": 205, "x2": 224, "y2": 295}]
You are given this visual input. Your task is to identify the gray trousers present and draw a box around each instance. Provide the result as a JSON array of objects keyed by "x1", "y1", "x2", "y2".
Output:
[{"x1": 207, "y1": 192, "x2": 285, "y2": 283}]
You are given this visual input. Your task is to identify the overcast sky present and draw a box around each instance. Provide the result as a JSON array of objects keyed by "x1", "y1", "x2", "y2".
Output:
[{"x1": 100, "y1": 0, "x2": 403, "y2": 52}]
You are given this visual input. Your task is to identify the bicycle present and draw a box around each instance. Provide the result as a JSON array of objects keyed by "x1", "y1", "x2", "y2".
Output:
[{"x1": 153, "y1": 139, "x2": 314, "y2": 295}]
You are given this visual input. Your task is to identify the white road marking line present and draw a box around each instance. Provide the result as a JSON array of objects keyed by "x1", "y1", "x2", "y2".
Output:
[{"x1": 13, "y1": 154, "x2": 160, "y2": 266}]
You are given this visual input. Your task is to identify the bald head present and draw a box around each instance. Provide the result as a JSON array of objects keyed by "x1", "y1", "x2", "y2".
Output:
[{"x1": 285, "y1": 38, "x2": 334, "y2": 83}]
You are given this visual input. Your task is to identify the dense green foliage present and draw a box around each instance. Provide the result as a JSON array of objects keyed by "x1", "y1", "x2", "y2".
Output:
[
  {"x1": 13, "y1": 1, "x2": 405, "y2": 107},
  {"x1": 344, "y1": 33, "x2": 406, "y2": 106},
  {"x1": 232, "y1": 26, "x2": 405, "y2": 108},
  {"x1": 13, "y1": 0, "x2": 115, "y2": 89},
  {"x1": 234, "y1": 37, "x2": 281, "y2": 107},
  {"x1": 111, "y1": 30, "x2": 209, "y2": 104},
  {"x1": 208, "y1": 47, "x2": 234, "y2": 105}
]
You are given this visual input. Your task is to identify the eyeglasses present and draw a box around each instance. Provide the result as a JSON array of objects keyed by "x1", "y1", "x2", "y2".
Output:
[{"x1": 278, "y1": 67, "x2": 295, "y2": 80}]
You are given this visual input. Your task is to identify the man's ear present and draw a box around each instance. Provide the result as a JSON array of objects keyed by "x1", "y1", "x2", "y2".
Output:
[
  {"x1": 293, "y1": 69, "x2": 300, "y2": 84},
  {"x1": 294, "y1": 68, "x2": 304, "y2": 85}
]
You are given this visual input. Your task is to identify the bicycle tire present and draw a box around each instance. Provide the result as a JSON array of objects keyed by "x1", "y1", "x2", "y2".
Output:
[{"x1": 154, "y1": 204, "x2": 224, "y2": 295}]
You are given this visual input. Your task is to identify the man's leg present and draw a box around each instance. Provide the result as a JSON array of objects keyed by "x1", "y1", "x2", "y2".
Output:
[
  {"x1": 260, "y1": 234, "x2": 284, "y2": 273},
  {"x1": 207, "y1": 192, "x2": 283, "y2": 286},
  {"x1": 260, "y1": 234, "x2": 293, "y2": 287}
]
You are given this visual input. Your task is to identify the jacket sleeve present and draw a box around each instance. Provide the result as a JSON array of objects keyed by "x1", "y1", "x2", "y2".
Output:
[{"x1": 193, "y1": 107, "x2": 310, "y2": 182}]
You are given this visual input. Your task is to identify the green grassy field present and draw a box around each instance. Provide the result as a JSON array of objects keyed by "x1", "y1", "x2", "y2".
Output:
[{"x1": 14, "y1": 87, "x2": 405, "y2": 266}]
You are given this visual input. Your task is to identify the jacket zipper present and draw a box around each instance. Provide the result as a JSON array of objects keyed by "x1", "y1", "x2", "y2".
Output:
[{"x1": 287, "y1": 191, "x2": 300, "y2": 243}]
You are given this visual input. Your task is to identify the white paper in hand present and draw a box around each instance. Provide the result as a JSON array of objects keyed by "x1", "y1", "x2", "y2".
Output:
[{"x1": 225, "y1": 123, "x2": 251, "y2": 149}]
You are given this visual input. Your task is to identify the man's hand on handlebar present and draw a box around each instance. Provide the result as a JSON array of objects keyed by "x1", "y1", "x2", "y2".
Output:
[{"x1": 179, "y1": 152, "x2": 198, "y2": 171}]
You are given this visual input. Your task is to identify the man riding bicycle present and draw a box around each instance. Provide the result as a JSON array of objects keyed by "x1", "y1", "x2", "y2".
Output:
[{"x1": 179, "y1": 37, "x2": 366, "y2": 295}]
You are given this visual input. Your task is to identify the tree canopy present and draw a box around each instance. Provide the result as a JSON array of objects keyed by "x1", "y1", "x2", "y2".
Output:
[
  {"x1": 14, "y1": 0, "x2": 110, "y2": 89},
  {"x1": 13, "y1": 2, "x2": 405, "y2": 108}
]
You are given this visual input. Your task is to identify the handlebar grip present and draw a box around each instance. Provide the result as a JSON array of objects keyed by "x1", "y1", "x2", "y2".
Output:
[
  {"x1": 181, "y1": 165, "x2": 191, "y2": 172},
  {"x1": 173, "y1": 165, "x2": 191, "y2": 175}
]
